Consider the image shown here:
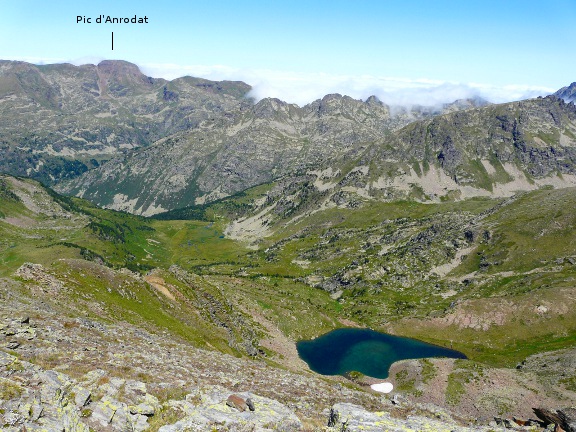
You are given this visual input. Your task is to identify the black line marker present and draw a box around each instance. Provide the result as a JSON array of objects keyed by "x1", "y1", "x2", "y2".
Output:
[{"x1": 112, "y1": 32, "x2": 114, "y2": 50}]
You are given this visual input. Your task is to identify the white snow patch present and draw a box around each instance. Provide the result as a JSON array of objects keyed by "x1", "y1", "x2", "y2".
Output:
[{"x1": 371, "y1": 382, "x2": 394, "y2": 393}]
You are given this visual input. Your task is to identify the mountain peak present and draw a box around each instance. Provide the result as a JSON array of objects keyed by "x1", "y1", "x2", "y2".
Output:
[
  {"x1": 555, "y1": 82, "x2": 576, "y2": 103},
  {"x1": 98, "y1": 59, "x2": 141, "y2": 70},
  {"x1": 96, "y1": 59, "x2": 156, "y2": 89},
  {"x1": 365, "y1": 95, "x2": 383, "y2": 106}
]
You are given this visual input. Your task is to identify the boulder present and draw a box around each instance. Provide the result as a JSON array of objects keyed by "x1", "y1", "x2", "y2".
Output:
[
  {"x1": 89, "y1": 395, "x2": 120, "y2": 427},
  {"x1": 123, "y1": 380, "x2": 147, "y2": 402},
  {"x1": 158, "y1": 386, "x2": 301, "y2": 432},
  {"x1": 246, "y1": 397, "x2": 255, "y2": 412},
  {"x1": 129, "y1": 402, "x2": 156, "y2": 416},
  {"x1": 226, "y1": 394, "x2": 248, "y2": 412},
  {"x1": 131, "y1": 413, "x2": 150, "y2": 432},
  {"x1": 72, "y1": 386, "x2": 91, "y2": 408},
  {"x1": 110, "y1": 402, "x2": 133, "y2": 431}
]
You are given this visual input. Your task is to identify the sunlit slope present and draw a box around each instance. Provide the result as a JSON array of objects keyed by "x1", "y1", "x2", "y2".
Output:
[
  {"x1": 159, "y1": 181, "x2": 576, "y2": 366},
  {"x1": 65, "y1": 95, "x2": 576, "y2": 216},
  {"x1": 0, "y1": 175, "x2": 342, "y2": 362},
  {"x1": 2, "y1": 173, "x2": 576, "y2": 367}
]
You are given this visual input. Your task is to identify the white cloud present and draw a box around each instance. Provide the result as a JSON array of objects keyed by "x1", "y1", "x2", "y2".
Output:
[{"x1": 140, "y1": 63, "x2": 555, "y2": 107}]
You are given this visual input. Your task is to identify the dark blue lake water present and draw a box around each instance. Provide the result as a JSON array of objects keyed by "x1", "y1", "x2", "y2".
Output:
[{"x1": 296, "y1": 328, "x2": 466, "y2": 379}]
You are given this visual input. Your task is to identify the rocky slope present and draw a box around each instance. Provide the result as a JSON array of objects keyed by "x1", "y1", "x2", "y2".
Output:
[
  {"x1": 153, "y1": 96, "x2": 576, "y2": 230},
  {"x1": 0, "y1": 59, "x2": 441, "y2": 188},
  {"x1": 59, "y1": 94, "x2": 399, "y2": 215},
  {"x1": 2, "y1": 175, "x2": 575, "y2": 430},
  {"x1": 152, "y1": 175, "x2": 576, "y2": 419},
  {"x1": 3, "y1": 60, "x2": 575, "y2": 218},
  {"x1": 62, "y1": 93, "x2": 576, "y2": 216},
  {"x1": 0, "y1": 60, "x2": 251, "y2": 184},
  {"x1": 0, "y1": 175, "x2": 511, "y2": 431},
  {"x1": 556, "y1": 82, "x2": 576, "y2": 103}
]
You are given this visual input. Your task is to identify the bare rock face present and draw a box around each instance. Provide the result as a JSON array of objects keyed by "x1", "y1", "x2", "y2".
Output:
[
  {"x1": 158, "y1": 386, "x2": 302, "y2": 432},
  {"x1": 325, "y1": 403, "x2": 493, "y2": 432},
  {"x1": 0, "y1": 60, "x2": 251, "y2": 185},
  {"x1": 555, "y1": 82, "x2": 576, "y2": 103}
]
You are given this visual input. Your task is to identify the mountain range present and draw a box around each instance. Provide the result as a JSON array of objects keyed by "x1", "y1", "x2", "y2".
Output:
[
  {"x1": 3, "y1": 60, "x2": 576, "y2": 217},
  {"x1": 1, "y1": 60, "x2": 576, "y2": 431}
]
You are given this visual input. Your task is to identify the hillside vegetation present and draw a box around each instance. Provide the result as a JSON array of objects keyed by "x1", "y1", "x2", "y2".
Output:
[
  {"x1": 2, "y1": 174, "x2": 575, "y2": 427},
  {"x1": 1, "y1": 60, "x2": 576, "y2": 429}
]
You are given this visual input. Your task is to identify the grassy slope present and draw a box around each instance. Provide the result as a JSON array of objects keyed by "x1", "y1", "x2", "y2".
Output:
[
  {"x1": 391, "y1": 188, "x2": 576, "y2": 365},
  {"x1": 2, "y1": 175, "x2": 575, "y2": 369},
  {"x1": 0, "y1": 176, "x2": 342, "y2": 360},
  {"x1": 158, "y1": 183, "x2": 576, "y2": 367}
]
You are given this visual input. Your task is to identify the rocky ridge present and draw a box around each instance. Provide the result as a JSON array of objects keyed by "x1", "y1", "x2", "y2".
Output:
[
  {"x1": 64, "y1": 94, "x2": 576, "y2": 216},
  {"x1": 2, "y1": 60, "x2": 576, "y2": 219},
  {"x1": 59, "y1": 91, "x2": 482, "y2": 216},
  {"x1": 0, "y1": 58, "x2": 457, "y2": 190},
  {"x1": 556, "y1": 82, "x2": 576, "y2": 103}
]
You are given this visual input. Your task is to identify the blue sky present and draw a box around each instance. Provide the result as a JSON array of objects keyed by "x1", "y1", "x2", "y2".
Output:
[{"x1": 1, "y1": 0, "x2": 575, "y2": 105}]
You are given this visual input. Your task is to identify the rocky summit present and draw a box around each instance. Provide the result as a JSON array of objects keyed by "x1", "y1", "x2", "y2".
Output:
[
  {"x1": 1, "y1": 60, "x2": 576, "y2": 431},
  {"x1": 556, "y1": 82, "x2": 576, "y2": 104}
]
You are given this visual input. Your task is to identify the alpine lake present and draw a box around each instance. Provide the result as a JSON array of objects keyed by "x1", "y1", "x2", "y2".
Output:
[{"x1": 297, "y1": 328, "x2": 466, "y2": 379}]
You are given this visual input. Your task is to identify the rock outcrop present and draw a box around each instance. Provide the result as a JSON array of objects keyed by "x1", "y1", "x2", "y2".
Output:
[
  {"x1": 555, "y1": 82, "x2": 576, "y2": 103},
  {"x1": 325, "y1": 402, "x2": 492, "y2": 432},
  {"x1": 0, "y1": 350, "x2": 302, "y2": 431}
]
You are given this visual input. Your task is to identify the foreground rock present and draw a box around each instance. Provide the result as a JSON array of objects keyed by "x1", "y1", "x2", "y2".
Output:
[
  {"x1": 0, "y1": 350, "x2": 302, "y2": 431},
  {"x1": 533, "y1": 407, "x2": 576, "y2": 432},
  {"x1": 0, "y1": 351, "x2": 153, "y2": 431},
  {"x1": 325, "y1": 402, "x2": 494, "y2": 432},
  {"x1": 159, "y1": 386, "x2": 301, "y2": 431}
]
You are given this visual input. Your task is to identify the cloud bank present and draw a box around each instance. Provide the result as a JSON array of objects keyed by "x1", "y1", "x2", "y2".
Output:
[{"x1": 140, "y1": 63, "x2": 554, "y2": 107}]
